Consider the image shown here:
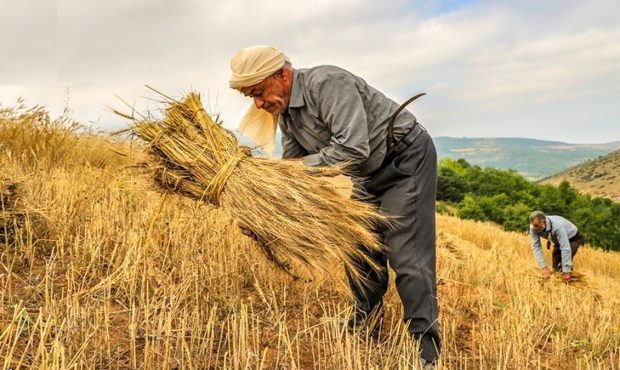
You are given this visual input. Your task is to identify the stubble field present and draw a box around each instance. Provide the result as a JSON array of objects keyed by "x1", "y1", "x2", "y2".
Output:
[{"x1": 1, "y1": 105, "x2": 619, "y2": 369}]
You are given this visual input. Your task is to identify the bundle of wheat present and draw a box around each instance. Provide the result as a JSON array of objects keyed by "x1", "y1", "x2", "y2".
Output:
[{"x1": 117, "y1": 91, "x2": 388, "y2": 286}]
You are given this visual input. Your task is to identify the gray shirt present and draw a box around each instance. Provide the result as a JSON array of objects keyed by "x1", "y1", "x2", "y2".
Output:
[
  {"x1": 529, "y1": 215, "x2": 578, "y2": 272},
  {"x1": 279, "y1": 65, "x2": 417, "y2": 177}
]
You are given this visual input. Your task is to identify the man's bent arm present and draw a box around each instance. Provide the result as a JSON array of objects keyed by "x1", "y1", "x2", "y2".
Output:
[
  {"x1": 555, "y1": 227, "x2": 573, "y2": 272},
  {"x1": 530, "y1": 227, "x2": 547, "y2": 268},
  {"x1": 302, "y1": 75, "x2": 370, "y2": 175},
  {"x1": 281, "y1": 129, "x2": 308, "y2": 159}
]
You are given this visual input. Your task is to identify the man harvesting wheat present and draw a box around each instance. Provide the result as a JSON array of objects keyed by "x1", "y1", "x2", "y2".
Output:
[
  {"x1": 229, "y1": 45, "x2": 440, "y2": 368},
  {"x1": 529, "y1": 211, "x2": 584, "y2": 282}
]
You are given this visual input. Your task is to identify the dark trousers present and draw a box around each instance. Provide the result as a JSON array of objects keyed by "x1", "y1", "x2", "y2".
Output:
[
  {"x1": 349, "y1": 129, "x2": 440, "y2": 362},
  {"x1": 552, "y1": 232, "x2": 584, "y2": 271}
]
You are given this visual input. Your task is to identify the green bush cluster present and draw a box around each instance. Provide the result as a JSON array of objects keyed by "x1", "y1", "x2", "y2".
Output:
[{"x1": 437, "y1": 158, "x2": 620, "y2": 251}]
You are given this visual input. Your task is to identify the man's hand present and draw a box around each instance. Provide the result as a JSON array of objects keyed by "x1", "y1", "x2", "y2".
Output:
[
  {"x1": 541, "y1": 266, "x2": 551, "y2": 279},
  {"x1": 562, "y1": 272, "x2": 572, "y2": 282}
]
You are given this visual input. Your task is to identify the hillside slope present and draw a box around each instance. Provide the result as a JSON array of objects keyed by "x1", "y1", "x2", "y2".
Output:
[
  {"x1": 543, "y1": 149, "x2": 620, "y2": 202},
  {"x1": 1, "y1": 105, "x2": 619, "y2": 369}
]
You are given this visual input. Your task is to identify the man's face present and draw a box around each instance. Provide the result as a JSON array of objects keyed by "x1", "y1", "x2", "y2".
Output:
[
  {"x1": 239, "y1": 68, "x2": 292, "y2": 115},
  {"x1": 531, "y1": 218, "x2": 547, "y2": 233}
]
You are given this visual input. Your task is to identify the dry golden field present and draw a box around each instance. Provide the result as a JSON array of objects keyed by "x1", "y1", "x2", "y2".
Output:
[{"x1": 1, "y1": 104, "x2": 619, "y2": 369}]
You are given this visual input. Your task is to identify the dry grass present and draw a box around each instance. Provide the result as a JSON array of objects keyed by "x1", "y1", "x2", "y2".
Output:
[
  {"x1": 0, "y1": 100, "x2": 136, "y2": 171},
  {"x1": 0, "y1": 103, "x2": 619, "y2": 369}
]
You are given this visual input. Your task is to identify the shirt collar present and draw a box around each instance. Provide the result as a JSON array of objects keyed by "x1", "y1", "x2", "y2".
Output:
[{"x1": 287, "y1": 69, "x2": 305, "y2": 112}]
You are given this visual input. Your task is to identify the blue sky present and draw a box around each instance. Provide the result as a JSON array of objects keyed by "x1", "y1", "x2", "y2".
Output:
[
  {"x1": 0, "y1": 0, "x2": 619, "y2": 143},
  {"x1": 423, "y1": 0, "x2": 474, "y2": 15}
]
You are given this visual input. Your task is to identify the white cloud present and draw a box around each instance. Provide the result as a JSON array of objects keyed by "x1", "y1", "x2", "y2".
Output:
[{"x1": 0, "y1": 0, "x2": 619, "y2": 143}]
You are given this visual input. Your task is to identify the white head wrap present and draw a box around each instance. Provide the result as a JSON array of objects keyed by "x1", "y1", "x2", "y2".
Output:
[
  {"x1": 230, "y1": 45, "x2": 289, "y2": 155},
  {"x1": 229, "y1": 45, "x2": 289, "y2": 89}
]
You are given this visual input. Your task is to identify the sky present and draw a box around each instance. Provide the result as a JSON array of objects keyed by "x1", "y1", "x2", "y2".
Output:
[{"x1": 0, "y1": 0, "x2": 619, "y2": 143}]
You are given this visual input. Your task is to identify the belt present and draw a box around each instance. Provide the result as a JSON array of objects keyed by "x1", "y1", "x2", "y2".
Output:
[
  {"x1": 390, "y1": 122, "x2": 425, "y2": 155},
  {"x1": 381, "y1": 122, "x2": 426, "y2": 168},
  {"x1": 548, "y1": 231, "x2": 582, "y2": 249}
]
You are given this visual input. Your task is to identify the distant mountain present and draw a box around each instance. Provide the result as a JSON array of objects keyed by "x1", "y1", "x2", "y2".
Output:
[
  {"x1": 434, "y1": 137, "x2": 620, "y2": 180},
  {"x1": 270, "y1": 133, "x2": 620, "y2": 180},
  {"x1": 542, "y1": 149, "x2": 620, "y2": 202}
]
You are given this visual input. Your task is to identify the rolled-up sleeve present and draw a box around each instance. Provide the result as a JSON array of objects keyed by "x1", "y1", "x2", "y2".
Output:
[
  {"x1": 302, "y1": 74, "x2": 370, "y2": 174},
  {"x1": 530, "y1": 227, "x2": 547, "y2": 268},
  {"x1": 554, "y1": 227, "x2": 574, "y2": 272}
]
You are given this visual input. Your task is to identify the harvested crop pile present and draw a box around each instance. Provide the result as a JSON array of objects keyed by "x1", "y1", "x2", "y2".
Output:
[{"x1": 117, "y1": 91, "x2": 387, "y2": 285}]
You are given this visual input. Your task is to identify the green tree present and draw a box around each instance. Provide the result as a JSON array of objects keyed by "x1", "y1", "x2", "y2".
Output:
[
  {"x1": 437, "y1": 166, "x2": 469, "y2": 202},
  {"x1": 457, "y1": 195, "x2": 486, "y2": 221},
  {"x1": 503, "y1": 203, "x2": 532, "y2": 232}
]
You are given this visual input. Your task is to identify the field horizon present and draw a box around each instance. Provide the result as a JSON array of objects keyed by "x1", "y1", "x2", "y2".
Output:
[{"x1": 268, "y1": 132, "x2": 620, "y2": 180}]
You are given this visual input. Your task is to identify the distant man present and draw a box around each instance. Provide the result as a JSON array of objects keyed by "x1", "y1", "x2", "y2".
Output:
[
  {"x1": 529, "y1": 211, "x2": 584, "y2": 282},
  {"x1": 229, "y1": 45, "x2": 440, "y2": 367}
]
